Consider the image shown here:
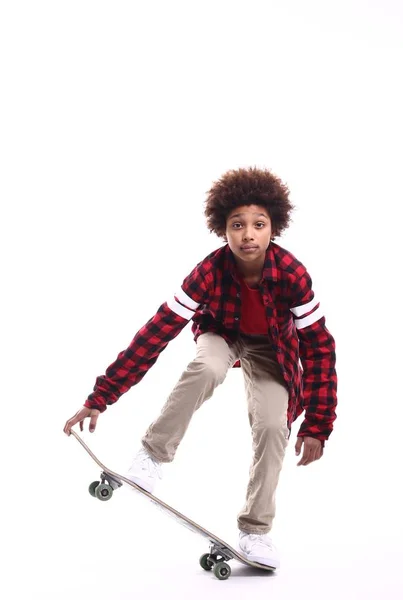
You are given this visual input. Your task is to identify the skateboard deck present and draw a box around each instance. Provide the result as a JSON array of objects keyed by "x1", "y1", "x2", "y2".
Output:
[{"x1": 70, "y1": 429, "x2": 276, "y2": 580}]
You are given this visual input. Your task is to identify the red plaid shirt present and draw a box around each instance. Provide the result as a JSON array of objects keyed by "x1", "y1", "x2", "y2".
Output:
[{"x1": 85, "y1": 242, "x2": 337, "y2": 444}]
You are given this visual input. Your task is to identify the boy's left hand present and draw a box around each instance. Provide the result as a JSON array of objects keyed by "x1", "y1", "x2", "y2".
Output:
[{"x1": 295, "y1": 436, "x2": 323, "y2": 466}]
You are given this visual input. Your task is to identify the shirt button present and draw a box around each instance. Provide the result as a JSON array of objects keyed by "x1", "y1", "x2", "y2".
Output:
[
  {"x1": 236, "y1": 293, "x2": 240, "y2": 298},
  {"x1": 235, "y1": 317, "x2": 239, "y2": 321}
]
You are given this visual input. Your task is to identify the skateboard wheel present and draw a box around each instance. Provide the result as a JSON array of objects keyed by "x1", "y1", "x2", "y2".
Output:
[
  {"x1": 213, "y1": 562, "x2": 231, "y2": 580},
  {"x1": 199, "y1": 554, "x2": 214, "y2": 571},
  {"x1": 95, "y1": 483, "x2": 114, "y2": 501},
  {"x1": 89, "y1": 481, "x2": 100, "y2": 497}
]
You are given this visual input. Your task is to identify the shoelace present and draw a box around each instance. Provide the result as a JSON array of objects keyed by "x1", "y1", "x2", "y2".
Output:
[
  {"x1": 244, "y1": 534, "x2": 274, "y2": 550},
  {"x1": 137, "y1": 450, "x2": 162, "y2": 477}
]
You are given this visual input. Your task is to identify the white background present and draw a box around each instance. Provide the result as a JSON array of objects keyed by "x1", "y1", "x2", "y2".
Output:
[{"x1": 1, "y1": 1, "x2": 402, "y2": 598}]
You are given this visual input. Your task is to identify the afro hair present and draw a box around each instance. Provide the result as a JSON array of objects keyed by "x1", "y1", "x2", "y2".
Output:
[{"x1": 204, "y1": 166, "x2": 296, "y2": 242}]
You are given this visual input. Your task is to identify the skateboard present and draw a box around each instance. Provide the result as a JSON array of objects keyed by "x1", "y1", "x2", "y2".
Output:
[{"x1": 70, "y1": 429, "x2": 276, "y2": 580}]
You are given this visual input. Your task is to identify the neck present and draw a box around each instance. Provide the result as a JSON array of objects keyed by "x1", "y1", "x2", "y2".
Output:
[
  {"x1": 235, "y1": 261, "x2": 264, "y2": 279},
  {"x1": 230, "y1": 244, "x2": 267, "y2": 279}
]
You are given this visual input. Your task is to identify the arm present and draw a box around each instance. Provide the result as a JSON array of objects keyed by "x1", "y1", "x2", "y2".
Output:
[
  {"x1": 84, "y1": 262, "x2": 212, "y2": 413},
  {"x1": 290, "y1": 267, "x2": 337, "y2": 445}
]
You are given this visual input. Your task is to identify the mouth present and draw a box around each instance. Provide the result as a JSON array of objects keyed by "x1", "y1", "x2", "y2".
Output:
[{"x1": 240, "y1": 245, "x2": 258, "y2": 251}]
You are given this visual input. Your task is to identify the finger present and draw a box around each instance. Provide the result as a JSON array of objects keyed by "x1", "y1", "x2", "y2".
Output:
[
  {"x1": 315, "y1": 446, "x2": 322, "y2": 461},
  {"x1": 296, "y1": 439, "x2": 305, "y2": 464},
  {"x1": 89, "y1": 413, "x2": 98, "y2": 433},
  {"x1": 64, "y1": 408, "x2": 92, "y2": 436},
  {"x1": 302, "y1": 454, "x2": 314, "y2": 466},
  {"x1": 64, "y1": 414, "x2": 79, "y2": 436},
  {"x1": 304, "y1": 444, "x2": 322, "y2": 464},
  {"x1": 297, "y1": 445, "x2": 308, "y2": 465},
  {"x1": 298, "y1": 446, "x2": 314, "y2": 466},
  {"x1": 310, "y1": 442, "x2": 322, "y2": 462}
]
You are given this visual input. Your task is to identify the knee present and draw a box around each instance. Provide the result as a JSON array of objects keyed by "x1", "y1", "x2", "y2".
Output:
[
  {"x1": 190, "y1": 358, "x2": 227, "y2": 385},
  {"x1": 254, "y1": 419, "x2": 289, "y2": 441}
]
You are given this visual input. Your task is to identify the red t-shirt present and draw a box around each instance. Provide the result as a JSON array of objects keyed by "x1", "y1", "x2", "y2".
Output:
[{"x1": 238, "y1": 274, "x2": 268, "y2": 335}]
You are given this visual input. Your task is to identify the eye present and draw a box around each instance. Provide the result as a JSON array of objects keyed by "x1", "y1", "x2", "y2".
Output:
[{"x1": 232, "y1": 222, "x2": 266, "y2": 229}]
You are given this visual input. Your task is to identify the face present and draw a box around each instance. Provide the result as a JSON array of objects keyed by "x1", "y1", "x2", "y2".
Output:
[{"x1": 225, "y1": 205, "x2": 273, "y2": 271}]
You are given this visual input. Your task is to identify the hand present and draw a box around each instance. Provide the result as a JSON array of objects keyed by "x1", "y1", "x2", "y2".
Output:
[
  {"x1": 63, "y1": 407, "x2": 100, "y2": 436},
  {"x1": 295, "y1": 436, "x2": 323, "y2": 466}
]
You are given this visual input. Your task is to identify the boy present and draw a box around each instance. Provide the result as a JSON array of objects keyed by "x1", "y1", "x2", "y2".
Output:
[{"x1": 64, "y1": 166, "x2": 337, "y2": 569}]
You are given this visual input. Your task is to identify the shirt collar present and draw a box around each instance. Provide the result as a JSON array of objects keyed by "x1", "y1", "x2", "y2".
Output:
[{"x1": 224, "y1": 243, "x2": 278, "y2": 282}]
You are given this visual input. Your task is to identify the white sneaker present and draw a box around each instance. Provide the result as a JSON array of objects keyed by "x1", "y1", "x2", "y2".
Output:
[
  {"x1": 236, "y1": 531, "x2": 280, "y2": 568},
  {"x1": 125, "y1": 446, "x2": 163, "y2": 494}
]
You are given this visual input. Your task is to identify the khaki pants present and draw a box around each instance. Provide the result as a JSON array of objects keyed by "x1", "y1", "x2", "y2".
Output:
[{"x1": 142, "y1": 332, "x2": 290, "y2": 534}]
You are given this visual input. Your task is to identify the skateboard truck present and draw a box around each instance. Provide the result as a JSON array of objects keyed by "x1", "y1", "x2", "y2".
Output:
[
  {"x1": 199, "y1": 543, "x2": 234, "y2": 580},
  {"x1": 88, "y1": 471, "x2": 122, "y2": 500},
  {"x1": 100, "y1": 471, "x2": 122, "y2": 491},
  {"x1": 208, "y1": 543, "x2": 233, "y2": 563}
]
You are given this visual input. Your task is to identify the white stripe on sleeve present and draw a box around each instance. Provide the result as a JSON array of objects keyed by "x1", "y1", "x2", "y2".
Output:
[
  {"x1": 294, "y1": 305, "x2": 324, "y2": 329},
  {"x1": 166, "y1": 297, "x2": 195, "y2": 320},
  {"x1": 290, "y1": 296, "x2": 318, "y2": 317},
  {"x1": 174, "y1": 287, "x2": 200, "y2": 311}
]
